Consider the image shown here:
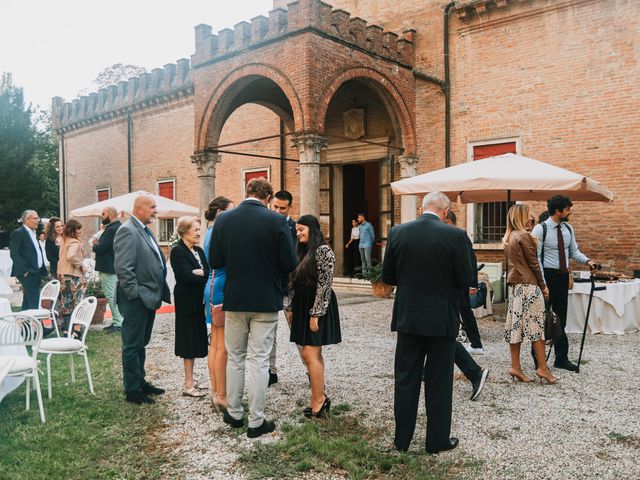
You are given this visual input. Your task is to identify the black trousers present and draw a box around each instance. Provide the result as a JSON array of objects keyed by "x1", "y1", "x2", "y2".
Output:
[
  {"x1": 19, "y1": 272, "x2": 42, "y2": 310},
  {"x1": 455, "y1": 341, "x2": 482, "y2": 382},
  {"x1": 459, "y1": 292, "x2": 483, "y2": 348},
  {"x1": 394, "y1": 333, "x2": 455, "y2": 452},
  {"x1": 544, "y1": 268, "x2": 570, "y2": 362},
  {"x1": 117, "y1": 287, "x2": 156, "y2": 394}
]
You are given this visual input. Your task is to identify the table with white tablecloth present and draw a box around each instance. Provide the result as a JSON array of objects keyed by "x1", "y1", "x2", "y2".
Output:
[
  {"x1": 0, "y1": 250, "x2": 12, "y2": 278},
  {"x1": 0, "y1": 297, "x2": 27, "y2": 402},
  {"x1": 566, "y1": 279, "x2": 640, "y2": 335}
]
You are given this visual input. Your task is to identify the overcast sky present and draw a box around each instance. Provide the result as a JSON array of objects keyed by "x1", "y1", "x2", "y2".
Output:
[{"x1": 1, "y1": 0, "x2": 274, "y2": 109}]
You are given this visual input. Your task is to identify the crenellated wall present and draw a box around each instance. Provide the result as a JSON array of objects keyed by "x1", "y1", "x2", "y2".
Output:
[
  {"x1": 191, "y1": 0, "x2": 415, "y2": 68},
  {"x1": 52, "y1": 58, "x2": 192, "y2": 132}
]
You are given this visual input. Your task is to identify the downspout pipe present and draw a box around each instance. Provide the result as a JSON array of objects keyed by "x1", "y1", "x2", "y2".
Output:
[
  {"x1": 60, "y1": 130, "x2": 67, "y2": 220},
  {"x1": 444, "y1": 1, "x2": 456, "y2": 168},
  {"x1": 279, "y1": 120, "x2": 286, "y2": 191},
  {"x1": 127, "y1": 111, "x2": 133, "y2": 192}
]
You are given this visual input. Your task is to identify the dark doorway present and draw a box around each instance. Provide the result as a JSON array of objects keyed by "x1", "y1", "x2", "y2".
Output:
[{"x1": 343, "y1": 161, "x2": 380, "y2": 275}]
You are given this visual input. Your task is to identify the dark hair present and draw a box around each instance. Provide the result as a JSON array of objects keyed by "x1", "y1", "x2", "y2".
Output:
[
  {"x1": 538, "y1": 210, "x2": 550, "y2": 224},
  {"x1": 274, "y1": 190, "x2": 293, "y2": 205},
  {"x1": 62, "y1": 219, "x2": 82, "y2": 239},
  {"x1": 290, "y1": 215, "x2": 325, "y2": 288},
  {"x1": 246, "y1": 178, "x2": 273, "y2": 200},
  {"x1": 547, "y1": 195, "x2": 573, "y2": 216},
  {"x1": 446, "y1": 210, "x2": 457, "y2": 226},
  {"x1": 45, "y1": 217, "x2": 61, "y2": 242},
  {"x1": 357, "y1": 212, "x2": 366, "y2": 218},
  {"x1": 205, "y1": 196, "x2": 232, "y2": 222}
]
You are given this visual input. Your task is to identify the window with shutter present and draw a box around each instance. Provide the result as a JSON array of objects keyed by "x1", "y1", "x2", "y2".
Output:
[{"x1": 157, "y1": 179, "x2": 176, "y2": 243}]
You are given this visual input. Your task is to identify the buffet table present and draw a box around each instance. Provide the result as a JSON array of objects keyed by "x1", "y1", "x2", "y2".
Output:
[
  {"x1": 0, "y1": 297, "x2": 26, "y2": 402},
  {"x1": 566, "y1": 278, "x2": 640, "y2": 335}
]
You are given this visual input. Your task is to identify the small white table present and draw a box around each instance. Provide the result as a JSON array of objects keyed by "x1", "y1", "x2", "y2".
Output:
[
  {"x1": 567, "y1": 279, "x2": 640, "y2": 335},
  {"x1": 0, "y1": 298, "x2": 27, "y2": 402}
]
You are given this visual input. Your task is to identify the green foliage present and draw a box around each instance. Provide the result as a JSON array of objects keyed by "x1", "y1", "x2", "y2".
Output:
[
  {"x1": 0, "y1": 331, "x2": 178, "y2": 479},
  {"x1": 84, "y1": 276, "x2": 106, "y2": 298},
  {"x1": 355, "y1": 262, "x2": 384, "y2": 283},
  {"x1": 238, "y1": 405, "x2": 481, "y2": 479},
  {"x1": 0, "y1": 73, "x2": 59, "y2": 242}
]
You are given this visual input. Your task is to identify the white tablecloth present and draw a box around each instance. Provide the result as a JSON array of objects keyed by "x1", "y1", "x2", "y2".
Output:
[
  {"x1": 567, "y1": 279, "x2": 640, "y2": 335},
  {"x1": 0, "y1": 250, "x2": 12, "y2": 277},
  {"x1": 0, "y1": 298, "x2": 27, "y2": 402},
  {"x1": 472, "y1": 274, "x2": 493, "y2": 318}
]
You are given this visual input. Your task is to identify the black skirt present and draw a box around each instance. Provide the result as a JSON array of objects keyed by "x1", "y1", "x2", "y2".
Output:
[
  {"x1": 290, "y1": 284, "x2": 341, "y2": 347},
  {"x1": 174, "y1": 309, "x2": 208, "y2": 359}
]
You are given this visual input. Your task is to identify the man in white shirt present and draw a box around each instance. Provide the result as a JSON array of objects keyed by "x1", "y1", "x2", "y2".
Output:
[{"x1": 10, "y1": 210, "x2": 46, "y2": 309}]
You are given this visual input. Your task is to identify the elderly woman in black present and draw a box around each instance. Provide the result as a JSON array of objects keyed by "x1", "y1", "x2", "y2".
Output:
[
  {"x1": 170, "y1": 216, "x2": 210, "y2": 397},
  {"x1": 286, "y1": 215, "x2": 341, "y2": 418}
]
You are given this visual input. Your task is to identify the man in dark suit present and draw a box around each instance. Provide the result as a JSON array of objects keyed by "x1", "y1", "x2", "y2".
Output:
[
  {"x1": 382, "y1": 192, "x2": 473, "y2": 453},
  {"x1": 210, "y1": 178, "x2": 297, "y2": 438},
  {"x1": 268, "y1": 190, "x2": 299, "y2": 386},
  {"x1": 114, "y1": 196, "x2": 171, "y2": 405},
  {"x1": 10, "y1": 210, "x2": 47, "y2": 310},
  {"x1": 92, "y1": 206, "x2": 123, "y2": 333}
]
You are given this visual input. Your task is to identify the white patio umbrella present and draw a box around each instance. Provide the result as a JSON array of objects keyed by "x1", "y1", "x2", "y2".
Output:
[
  {"x1": 70, "y1": 190, "x2": 199, "y2": 218},
  {"x1": 391, "y1": 153, "x2": 613, "y2": 203}
]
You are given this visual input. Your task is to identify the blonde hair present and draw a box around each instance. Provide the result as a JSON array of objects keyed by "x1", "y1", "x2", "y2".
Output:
[
  {"x1": 175, "y1": 216, "x2": 200, "y2": 238},
  {"x1": 503, "y1": 204, "x2": 531, "y2": 245}
]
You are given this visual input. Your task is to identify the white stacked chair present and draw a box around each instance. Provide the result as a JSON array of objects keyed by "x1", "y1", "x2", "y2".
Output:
[
  {"x1": 39, "y1": 296, "x2": 97, "y2": 400},
  {"x1": 0, "y1": 313, "x2": 46, "y2": 422},
  {"x1": 20, "y1": 279, "x2": 61, "y2": 337}
]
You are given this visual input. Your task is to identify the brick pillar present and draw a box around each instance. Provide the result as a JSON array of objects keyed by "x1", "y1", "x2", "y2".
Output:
[
  {"x1": 398, "y1": 155, "x2": 419, "y2": 223},
  {"x1": 191, "y1": 152, "x2": 222, "y2": 225},
  {"x1": 292, "y1": 134, "x2": 327, "y2": 218}
]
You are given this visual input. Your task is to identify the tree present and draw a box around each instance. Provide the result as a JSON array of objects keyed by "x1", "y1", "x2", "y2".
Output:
[
  {"x1": 0, "y1": 73, "x2": 59, "y2": 246},
  {"x1": 78, "y1": 63, "x2": 147, "y2": 96}
]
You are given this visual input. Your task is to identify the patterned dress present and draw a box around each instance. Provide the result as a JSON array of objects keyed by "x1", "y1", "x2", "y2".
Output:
[
  {"x1": 288, "y1": 245, "x2": 341, "y2": 347},
  {"x1": 504, "y1": 283, "x2": 545, "y2": 343}
]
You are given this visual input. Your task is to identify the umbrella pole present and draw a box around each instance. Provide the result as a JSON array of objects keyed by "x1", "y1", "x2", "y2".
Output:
[{"x1": 504, "y1": 190, "x2": 511, "y2": 304}]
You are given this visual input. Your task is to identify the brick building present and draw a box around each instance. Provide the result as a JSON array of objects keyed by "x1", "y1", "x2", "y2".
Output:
[{"x1": 52, "y1": 0, "x2": 640, "y2": 275}]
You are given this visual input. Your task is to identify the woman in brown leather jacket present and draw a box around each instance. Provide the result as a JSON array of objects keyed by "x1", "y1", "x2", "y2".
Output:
[
  {"x1": 503, "y1": 205, "x2": 557, "y2": 384},
  {"x1": 57, "y1": 219, "x2": 86, "y2": 335}
]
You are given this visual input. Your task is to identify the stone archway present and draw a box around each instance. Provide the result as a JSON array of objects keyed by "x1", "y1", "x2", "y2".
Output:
[
  {"x1": 196, "y1": 63, "x2": 304, "y2": 152},
  {"x1": 315, "y1": 66, "x2": 416, "y2": 156}
]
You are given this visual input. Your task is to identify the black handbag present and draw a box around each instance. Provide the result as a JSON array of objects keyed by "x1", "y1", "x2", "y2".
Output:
[{"x1": 544, "y1": 306, "x2": 563, "y2": 345}]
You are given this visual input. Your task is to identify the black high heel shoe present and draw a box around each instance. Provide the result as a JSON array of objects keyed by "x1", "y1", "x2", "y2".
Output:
[{"x1": 305, "y1": 397, "x2": 331, "y2": 419}]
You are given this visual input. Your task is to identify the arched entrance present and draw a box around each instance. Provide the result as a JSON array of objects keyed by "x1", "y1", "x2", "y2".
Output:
[{"x1": 318, "y1": 73, "x2": 414, "y2": 276}]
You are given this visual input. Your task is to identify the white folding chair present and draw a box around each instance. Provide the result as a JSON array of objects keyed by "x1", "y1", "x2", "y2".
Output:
[
  {"x1": 39, "y1": 296, "x2": 97, "y2": 400},
  {"x1": 0, "y1": 313, "x2": 46, "y2": 422},
  {"x1": 20, "y1": 279, "x2": 61, "y2": 337}
]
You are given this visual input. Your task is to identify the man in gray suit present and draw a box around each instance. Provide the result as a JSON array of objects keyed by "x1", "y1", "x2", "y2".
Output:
[{"x1": 114, "y1": 196, "x2": 171, "y2": 405}]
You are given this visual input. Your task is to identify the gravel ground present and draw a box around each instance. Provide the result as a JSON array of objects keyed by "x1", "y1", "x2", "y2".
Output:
[{"x1": 142, "y1": 297, "x2": 640, "y2": 480}]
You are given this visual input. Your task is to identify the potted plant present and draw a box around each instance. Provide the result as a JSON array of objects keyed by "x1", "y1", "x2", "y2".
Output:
[
  {"x1": 355, "y1": 263, "x2": 394, "y2": 298},
  {"x1": 84, "y1": 276, "x2": 108, "y2": 325}
]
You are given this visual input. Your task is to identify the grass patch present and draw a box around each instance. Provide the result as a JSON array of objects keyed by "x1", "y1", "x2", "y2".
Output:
[
  {"x1": 238, "y1": 404, "x2": 480, "y2": 479},
  {"x1": 0, "y1": 330, "x2": 178, "y2": 480}
]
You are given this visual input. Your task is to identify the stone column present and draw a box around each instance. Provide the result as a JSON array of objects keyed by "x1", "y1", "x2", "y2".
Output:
[
  {"x1": 398, "y1": 155, "x2": 420, "y2": 223},
  {"x1": 292, "y1": 134, "x2": 327, "y2": 218},
  {"x1": 191, "y1": 152, "x2": 222, "y2": 225}
]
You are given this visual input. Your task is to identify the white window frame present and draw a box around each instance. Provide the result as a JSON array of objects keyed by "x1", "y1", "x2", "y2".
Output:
[
  {"x1": 96, "y1": 187, "x2": 111, "y2": 202},
  {"x1": 241, "y1": 166, "x2": 271, "y2": 194},
  {"x1": 156, "y1": 178, "x2": 176, "y2": 245},
  {"x1": 466, "y1": 136, "x2": 521, "y2": 250}
]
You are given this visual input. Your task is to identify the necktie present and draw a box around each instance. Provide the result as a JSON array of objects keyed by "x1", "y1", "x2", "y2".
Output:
[{"x1": 556, "y1": 224, "x2": 568, "y2": 273}]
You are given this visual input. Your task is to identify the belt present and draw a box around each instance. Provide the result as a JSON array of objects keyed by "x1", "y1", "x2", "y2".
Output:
[{"x1": 543, "y1": 268, "x2": 568, "y2": 274}]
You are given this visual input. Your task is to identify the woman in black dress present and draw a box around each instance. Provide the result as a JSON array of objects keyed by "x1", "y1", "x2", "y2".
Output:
[
  {"x1": 170, "y1": 216, "x2": 210, "y2": 398},
  {"x1": 286, "y1": 215, "x2": 341, "y2": 418},
  {"x1": 44, "y1": 217, "x2": 63, "y2": 277}
]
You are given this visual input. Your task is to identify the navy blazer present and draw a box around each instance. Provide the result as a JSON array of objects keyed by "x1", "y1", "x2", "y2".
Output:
[
  {"x1": 93, "y1": 220, "x2": 121, "y2": 274},
  {"x1": 10, "y1": 227, "x2": 45, "y2": 278},
  {"x1": 382, "y1": 214, "x2": 473, "y2": 338},
  {"x1": 210, "y1": 199, "x2": 297, "y2": 312}
]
